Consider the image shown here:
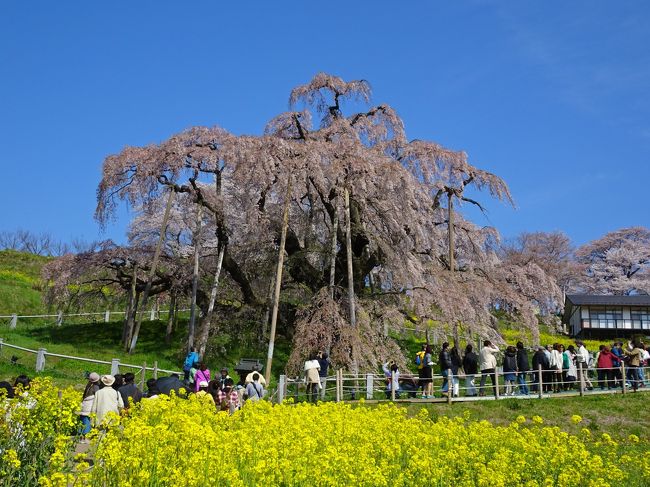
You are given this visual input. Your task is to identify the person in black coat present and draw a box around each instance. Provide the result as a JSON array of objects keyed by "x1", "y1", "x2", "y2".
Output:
[
  {"x1": 462, "y1": 344, "x2": 479, "y2": 397},
  {"x1": 439, "y1": 342, "x2": 452, "y2": 395},
  {"x1": 516, "y1": 341, "x2": 530, "y2": 395},
  {"x1": 532, "y1": 346, "x2": 551, "y2": 393}
]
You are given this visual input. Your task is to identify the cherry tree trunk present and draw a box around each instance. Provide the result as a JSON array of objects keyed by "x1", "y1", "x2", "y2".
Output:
[
  {"x1": 345, "y1": 187, "x2": 359, "y2": 379},
  {"x1": 187, "y1": 205, "x2": 203, "y2": 351},
  {"x1": 448, "y1": 192, "x2": 455, "y2": 272},
  {"x1": 264, "y1": 178, "x2": 292, "y2": 384},
  {"x1": 129, "y1": 189, "x2": 175, "y2": 354}
]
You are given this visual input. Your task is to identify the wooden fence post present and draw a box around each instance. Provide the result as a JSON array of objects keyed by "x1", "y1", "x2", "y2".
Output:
[
  {"x1": 153, "y1": 361, "x2": 158, "y2": 379},
  {"x1": 494, "y1": 369, "x2": 500, "y2": 399},
  {"x1": 447, "y1": 370, "x2": 453, "y2": 404},
  {"x1": 366, "y1": 373, "x2": 373, "y2": 400},
  {"x1": 537, "y1": 365, "x2": 543, "y2": 399},
  {"x1": 278, "y1": 375, "x2": 286, "y2": 404},
  {"x1": 36, "y1": 348, "x2": 46, "y2": 372},
  {"x1": 578, "y1": 363, "x2": 585, "y2": 397},
  {"x1": 104, "y1": 310, "x2": 110, "y2": 323},
  {"x1": 0, "y1": 338, "x2": 3, "y2": 350},
  {"x1": 150, "y1": 308, "x2": 156, "y2": 321},
  {"x1": 391, "y1": 370, "x2": 397, "y2": 401},
  {"x1": 56, "y1": 310, "x2": 63, "y2": 327},
  {"x1": 10, "y1": 314, "x2": 17, "y2": 329},
  {"x1": 111, "y1": 359, "x2": 120, "y2": 376},
  {"x1": 621, "y1": 363, "x2": 627, "y2": 394}
]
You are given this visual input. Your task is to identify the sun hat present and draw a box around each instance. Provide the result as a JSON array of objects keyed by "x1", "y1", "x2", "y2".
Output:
[
  {"x1": 101, "y1": 375, "x2": 116, "y2": 387},
  {"x1": 89, "y1": 372, "x2": 100, "y2": 383}
]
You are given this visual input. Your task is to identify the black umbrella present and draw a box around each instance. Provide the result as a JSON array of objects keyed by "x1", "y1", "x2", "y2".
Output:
[{"x1": 156, "y1": 375, "x2": 187, "y2": 396}]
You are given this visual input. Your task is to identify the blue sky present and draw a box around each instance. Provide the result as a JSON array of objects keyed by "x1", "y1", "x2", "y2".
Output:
[{"x1": 1, "y1": 1, "x2": 649, "y2": 247}]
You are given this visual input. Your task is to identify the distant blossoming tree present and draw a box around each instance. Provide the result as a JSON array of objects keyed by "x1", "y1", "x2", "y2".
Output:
[{"x1": 575, "y1": 226, "x2": 650, "y2": 295}]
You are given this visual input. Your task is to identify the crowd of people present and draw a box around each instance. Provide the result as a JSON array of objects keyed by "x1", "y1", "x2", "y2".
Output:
[{"x1": 381, "y1": 338, "x2": 650, "y2": 399}]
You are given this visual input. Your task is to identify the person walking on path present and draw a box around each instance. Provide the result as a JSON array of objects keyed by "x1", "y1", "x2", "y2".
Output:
[
  {"x1": 78, "y1": 372, "x2": 100, "y2": 437},
  {"x1": 217, "y1": 378, "x2": 240, "y2": 413},
  {"x1": 479, "y1": 341, "x2": 499, "y2": 397},
  {"x1": 118, "y1": 372, "x2": 143, "y2": 408},
  {"x1": 419, "y1": 345, "x2": 434, "y2": 399},
  {"x1": 245, "y1": 373, "x2": 266, "y2": 402},
  {"x1": 439, "y1": 342, "x2": 452, "y2": 396},
  {"x1": 516, "y1": 342, "x2": 530, "y2": 395},
  {"x1": 304, "y1": 354, "x2": 321, "y2": 402},
  {"x1": 183, "y1": 347, "x2": 200, "y2": 382},
  {"x1": 317, "y1": 351, "x2": 330, "y2": 400},
  {"x1": 502, "y1": 346, "x2": 517, "y2": 396},
  {"x1": 532, "y1": 346, "x2": 550, "y2": 393},
  {"x1": 194, "y1": 363, "x2": 211, "y2": 393},
  {"x1": 462, "y1": 345, "x2": 478, "y2": 397},
  {"x1": 91, "y1": 375, "x2": 124, "y2": 427},
  {"x1": 575, "y1": 340, "x2": 594, "y2": 390},
  {"x1": 596, "y1": 345, "x2": 614, "y2": 390},
  {"x1": 625, "y1": 341, "x2": 644, "y2": 392}
]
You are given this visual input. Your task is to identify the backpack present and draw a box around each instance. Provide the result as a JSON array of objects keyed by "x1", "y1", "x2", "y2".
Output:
[{"x1": 415, "y1": 351, "x2": 425, "y2": 370}]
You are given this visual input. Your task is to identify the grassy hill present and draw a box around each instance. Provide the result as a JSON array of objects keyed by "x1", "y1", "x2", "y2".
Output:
[{"x1": 0, "y1": 249, "x2": 51, "y2": 315}]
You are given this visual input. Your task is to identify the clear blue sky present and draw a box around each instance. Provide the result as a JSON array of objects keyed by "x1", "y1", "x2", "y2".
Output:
[{"x1": 1, "y1": 1, "x2": 649, "y2": 247}]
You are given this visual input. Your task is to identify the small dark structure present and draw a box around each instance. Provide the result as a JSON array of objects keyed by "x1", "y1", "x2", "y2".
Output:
[
  {"x1": 563, "y1": 294, "x2": 650, "y2": 338},
  {"x1": 234, "y1": 358, "x2": 263, "y2": 386}
]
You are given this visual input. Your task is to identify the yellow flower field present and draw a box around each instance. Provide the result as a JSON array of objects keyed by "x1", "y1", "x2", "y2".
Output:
[{"x1": 3, "y1": 380, "x2": 649, "y2": 487}]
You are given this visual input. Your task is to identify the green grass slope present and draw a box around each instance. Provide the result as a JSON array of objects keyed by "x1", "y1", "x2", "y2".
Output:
[{"x1": 0, "y1": 249, "x2": 50, "y2": 315}]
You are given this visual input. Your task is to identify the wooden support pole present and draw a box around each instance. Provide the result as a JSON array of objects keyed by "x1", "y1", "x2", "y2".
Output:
[
  {"x1": 265, "y1": 178, "x2": 292, "y2": 385},
  {"x1": 329, "y1": 207, "x2": 338, "y2": 299},
  {"x1": 391, "y1": 370, "x2": 396, "y2": 401},
  {"x1": 36, "y1": 348, "x2": 46, "y2": 372},
  {"x1": 188, "y1": 205, "x2": 203, "y2": 351},
  {"x1": 622, "y1": 363, "x2": 627, "y2": 394},
  {"x1": 448, "y1": 192, "x2": 455, "y2": 272},
  {"x1": 278, "y1": 375, "x2": 286, "y2": 404},
  {"x1": 111, "y1": 359, "x2": 120, "y2": 376},
  {"x1": 336, "y1": 369, "x2": 341, "y2": 403},
  {"x1": 495, "y1": 369, "x2": 500, "y2": 399},
  {"x1": 366, "y1": 373, "x2": 373, "y2": 400},
  {"x1": 129, "y1": 189, "x2": 175, "y2": 354},
  {"x1": 537, "y1": 364, "x2": 543, "y2": 399}
]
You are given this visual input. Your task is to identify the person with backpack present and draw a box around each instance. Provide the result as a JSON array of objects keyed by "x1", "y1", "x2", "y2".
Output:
[
  {"x1": 415, "y1": 344, "x2": 429, "y2": 398},
  {"x1": 78, "y1": 372, "x2": 100, "y2": 438},
  {"x1": 245, "y1": 373, "x2": 266, "y2": 402},
  {"x1": 462, "y1": 344, "x2": 478, "y2": 397},
  {"x1": 193, "y1": 363, "x2": 211, "y2": 392},
  {"x1": 118, "y1": 372, "x2": 143, "y2": 408},
  {"x1": 183, "y1": 347, "x2": 199, "y2": 382}
]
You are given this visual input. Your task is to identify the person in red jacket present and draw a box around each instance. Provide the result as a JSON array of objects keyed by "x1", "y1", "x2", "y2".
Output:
[{"x1": 596, "y1": 345, "x2": 614, "y2": 390}]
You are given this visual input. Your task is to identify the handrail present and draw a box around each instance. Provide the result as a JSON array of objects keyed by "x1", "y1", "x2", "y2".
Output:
[{"x1": 0, "y1": 339, "x2": 182, "y2": 376}]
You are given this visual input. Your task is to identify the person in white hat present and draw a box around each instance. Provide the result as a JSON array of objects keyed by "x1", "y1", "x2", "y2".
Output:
[
  {"x1": 91, "y1": 375, "x2": 124, "y2": 426},
  {"x1": 78, "y1": 372, "x2": 100, "y2": 438}
]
